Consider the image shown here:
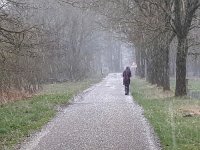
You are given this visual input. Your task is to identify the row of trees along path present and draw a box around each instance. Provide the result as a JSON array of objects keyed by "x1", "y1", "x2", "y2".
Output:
[{"x1": 67, "y1": 0, "x2": 200, "y2": 96}]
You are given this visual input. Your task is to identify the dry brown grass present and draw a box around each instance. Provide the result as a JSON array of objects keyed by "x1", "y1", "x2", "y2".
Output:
[
  {"x1": 139, "y1": 80, "x2": 174, "y2": 99},
  {"x1": 179, "y1": 105, "x2": 200, "y2": 116},
  {"x1": 0, "y1": 89, "x2": 32, "y2": 105}
]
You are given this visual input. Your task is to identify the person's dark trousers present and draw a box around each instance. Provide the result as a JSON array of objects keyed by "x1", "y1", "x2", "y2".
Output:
[{"x1": 125, "y1": 84, "x2": 129, "y2": 95}]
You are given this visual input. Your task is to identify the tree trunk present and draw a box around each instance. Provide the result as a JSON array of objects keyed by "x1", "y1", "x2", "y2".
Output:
[
  {"x1": 163, "y1": 45, "x2": 170, "y2": 91},
  {"x1": 175, "y1": 37, "x2": 188, "y2": 96},
  {"x1": 146, "y1": 50, "x2": 151, "y2": 82},
  {"x1": 146, "y1": 49, "x2": 152, "y2": 82},
  {"x1": 146, "y1": 48, "x2": 155, "y2": 84},
  {"x1": 140, "y1": 49, "x2": 145, "y2": 78},
  {"x1": 156, "y1": 47, "x2": 164, "y2": 87},
  {"x1": 135, "y1": 49, "x2": 141, "y2": 76},
  {"x1": 135, "y1": 48, "x2": 145, "y2": 78}
]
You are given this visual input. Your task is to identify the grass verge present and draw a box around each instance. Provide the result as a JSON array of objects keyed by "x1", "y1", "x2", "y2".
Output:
[
  {"x1": 132, "y1": 78, "x2": 200, "y2": 150},
  {"x1": 0, "y1": 79, "x2": 100, "y2": 150}
]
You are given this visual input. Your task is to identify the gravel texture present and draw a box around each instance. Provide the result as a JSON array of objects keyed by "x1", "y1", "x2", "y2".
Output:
[{"x1": 19, "y1": 73, "x2": 161, "y2": 150}]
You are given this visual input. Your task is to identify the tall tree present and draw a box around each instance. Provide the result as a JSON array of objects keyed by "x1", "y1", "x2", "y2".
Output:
[{"x1": 171, "y1": 0, "x2": 200, "y2": 96}]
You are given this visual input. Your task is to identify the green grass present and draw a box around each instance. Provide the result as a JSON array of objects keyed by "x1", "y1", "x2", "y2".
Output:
[
  {"x1": 0, "y1": 79, "x2": 100, "y2": 150},
  {"x1": 132, "y1": 79, "x2": 200, "y2": 150}
]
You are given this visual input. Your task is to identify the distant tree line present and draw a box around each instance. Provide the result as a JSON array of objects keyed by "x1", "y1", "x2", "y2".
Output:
[{"x1": 0, "y1": 0, "x2": 122, "y2": 103}]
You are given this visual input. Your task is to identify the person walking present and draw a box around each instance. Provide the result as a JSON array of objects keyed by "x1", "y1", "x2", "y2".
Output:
[{"x1": 123, "y1": 67, "x2": 132, "y2": 95}]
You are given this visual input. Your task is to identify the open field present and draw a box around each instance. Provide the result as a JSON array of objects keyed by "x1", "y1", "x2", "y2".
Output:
[
  {"x1": 171, "y1": 78, "x2": 200, "y2": 99},
  {"x1": 132, "y1": 79, "x2": 200, "y2": 150},
  {"x1": 170, "y1": 78, "x2": 200, "y2": 91}
]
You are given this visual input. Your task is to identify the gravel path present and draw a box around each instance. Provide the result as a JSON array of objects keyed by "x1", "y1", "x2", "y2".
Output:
[{"x1": 19, "y1": 73, "x2": 161, "y2": 150}]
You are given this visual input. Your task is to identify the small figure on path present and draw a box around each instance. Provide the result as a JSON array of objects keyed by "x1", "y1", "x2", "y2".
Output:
[{"x1": 123, "y1": 67, "x2": 132, "y2": 95}]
